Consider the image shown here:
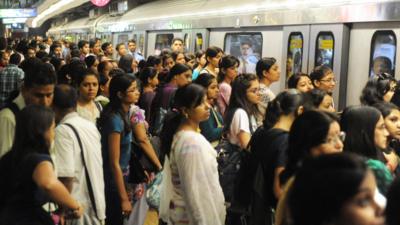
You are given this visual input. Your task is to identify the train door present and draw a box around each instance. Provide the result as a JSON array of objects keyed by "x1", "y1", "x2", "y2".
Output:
[
  {"x1": 146, "y1": 30, "x2": 181, "y2": 56},
  {"x1": 308, "y1": 24, "x2": 350, "y2": 110},
  {"x1": 210, "y1": 27, "x2": 283, "y2": 93},
  {"x1": 347, "y1": 22, "x2": 399, "y2": 106},
  {"x1": 131, "y1": 32, "x2": 146, "y2": 57},
  {"x1": 193, "y1": 29, "x2": 209, "y2": 53},
  {"x1": 282, "y1": 26, "x2": 310, "y2": 85},
  {"x1": 182, "y1": 29, "x2": 210, "y2": 53},
  {"x1": 112, "y1": 32, "x2": 130, "y2": 59},
  {"x1": 282, "y1": 24, "x2": 349, "y2": 110}
]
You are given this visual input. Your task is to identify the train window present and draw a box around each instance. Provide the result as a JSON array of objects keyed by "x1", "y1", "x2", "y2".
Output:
[
  {"x1": 370, "y1": 30, "x2": 396, "y2": 77},
  {"x1": 315, "y1": 32, "x2": 334, "y2": 69},
  {"x1": 138, "y1": 34, "x2": 145, "y2": 55},
  {"x1": 184, "y1": 33, "x2": 190, "y2": 52},
  {"x1": 117, "y1": 34, "x2": 129, "y2": 45},
  {"x1": 287, "y1": 32, "x2": 303, "y2": 79},
  {"x1": 195, "y1": 33, "x2": 203, "y2": 52},
  {"x1": 155, "y1": 33, "x2": 174, "y2": 55},
  {"x1": 224, "y1": 32, "x2": 262, "y2": 74}
]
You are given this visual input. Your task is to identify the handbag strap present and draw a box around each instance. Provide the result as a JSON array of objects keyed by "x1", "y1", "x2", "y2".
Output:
[{"x1": 64, "y1": 123, "x2": 98, "y2": 219}]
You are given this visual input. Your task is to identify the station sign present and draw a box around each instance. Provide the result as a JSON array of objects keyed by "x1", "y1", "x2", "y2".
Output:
[
  {"x1": 0, "y1": 8, "x2": 37, "y2": 18},
  {"x1": 3, "y1": 18, "x2": 28, "y2": 24},
  {"x1": 91, "y1": 0, "x2": 110, "y2": 7}
]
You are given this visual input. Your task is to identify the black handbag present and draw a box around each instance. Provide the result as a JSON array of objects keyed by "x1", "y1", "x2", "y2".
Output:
[
  {"x1": 131, "y1": 132, "x2": 161, "y2": 172},
  {"x1": 128, "y1": 150, "x2": 147, "y2": 184},
  {"x1": 215, "y1": 139, "x2": 242, "y2": 202}
]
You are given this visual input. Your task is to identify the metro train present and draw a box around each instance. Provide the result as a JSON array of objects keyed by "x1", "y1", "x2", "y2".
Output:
[{"x1": 47, "y1": 0, "x2": 400, "y2": 110}]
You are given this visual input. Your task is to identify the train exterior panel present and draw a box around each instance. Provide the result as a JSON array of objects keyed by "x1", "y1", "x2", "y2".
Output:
[{"x1": 47, "y1": 0, "x2": 400, "y2": 108}]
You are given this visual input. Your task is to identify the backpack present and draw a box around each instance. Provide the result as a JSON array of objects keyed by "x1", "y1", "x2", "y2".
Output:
[
  {"x1": 216, "y1": 109, "x2": 255, "y2": 203},
  {"x1": 150, "y1": 88, "x2": 176, "y2": 136}
]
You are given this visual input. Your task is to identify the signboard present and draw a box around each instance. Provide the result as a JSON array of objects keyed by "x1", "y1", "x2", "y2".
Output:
[
  {"x1": 0, "y1": 8, "x2": 36, "y2": 18},
  {"x1": 91, "y1": 0, "x2": 110, "y2": 7},
  {"x1": 3, "y1": 18, "x2": 28, "y2": 24}
]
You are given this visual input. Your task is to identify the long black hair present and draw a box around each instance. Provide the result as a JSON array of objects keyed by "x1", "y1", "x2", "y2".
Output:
[
  {"x1": 0, "y1": 105, "x2": 55, "y2": 206},
  {"x1": 11, "y1": 105, "x2": 54, "y2": 157},
  {"x1": 204, "y1": 46, "x2": 223, "y2": 67},
  {"x1": 164, "y1": 63, "x2": 191, "y2": 83},
  {"x1": 341, "y1": 105, "x2": 382, "y2": 159},
  {"x1": 263, "y1": 89, "x2": 305, "y2": 130},
  {"x1": 224, "y1": 73, "x2": 260, "y2": 133},
  {"x1": 304, "y1": 89, "x2": 330, "y2": 111},
  {"x1": 256, "y1": 57, "x2": 276, "y2": 80},
  {"x1": 360, "y1": 74, "x2": 396, "y2": 106},
  {"x1": 289, "y1": 153, "x2": 368, "y2": 225},
  {"x1": 98, "y1": 74, "x2": 136, "y2": 133},
  {"x1": 118, "y1": 54, "x2": 134, "y2": 73},
  {"x1": 160, "y1": 84, "x2": 206, "y2": 162},
  {"x1": 281, "y1": 110, "x2": 339, "y2": 184},
  {"x1": 217, "y1": 55, "x2": 239, "y2": 83},
  {"x1": 287, "y1": 72, "x2": 310, "y2": 89},
  {"x1": 139, "y1": 67, "x2": 158, "y2": 90}
]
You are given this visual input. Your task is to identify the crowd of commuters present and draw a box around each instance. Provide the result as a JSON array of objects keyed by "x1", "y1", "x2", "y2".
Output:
[{"x1": 0, "y1": 35, "x2": 400, "y2": 225}]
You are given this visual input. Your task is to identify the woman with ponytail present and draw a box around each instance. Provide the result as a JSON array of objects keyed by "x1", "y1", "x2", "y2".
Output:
[
  {"x1": 248, "y1": 89, "x2": 305, "y2": 225},
  {"x1": 98, "y1": 74, "x2": 140, "y2": 224},
  {"x1": 149, "y1": 63, "x2": 192, "y2": 135},
  {"x1": 159, "y1": 84, "x2": 226, "y2": 225},
  {"x1": 199, "y1": 46, "x2": 223, "y2": 77}
]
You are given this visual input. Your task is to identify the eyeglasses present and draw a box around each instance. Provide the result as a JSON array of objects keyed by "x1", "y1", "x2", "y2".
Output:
[
  {"x1": 320, "y1": 78, "x2": 336, "y2": 83},
  {"x1": 376, "y1": 72, "x2": 393, "y2": 81},
  {"x1": 325, "y1": 131, "x2": 346, "y2": 145}
]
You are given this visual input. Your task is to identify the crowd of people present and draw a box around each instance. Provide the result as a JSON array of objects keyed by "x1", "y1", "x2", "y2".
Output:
[{"x1": 0, "y1": 35, "x2": 400, "y2": 225}]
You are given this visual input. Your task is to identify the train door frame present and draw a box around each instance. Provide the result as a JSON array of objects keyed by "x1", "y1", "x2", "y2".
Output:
[
  {"x1": 308, "y1": 24, "x2": 350, "y2": 110},
  {"x1": 131, "y1": 31, "x2": 146, "y2": 58}
]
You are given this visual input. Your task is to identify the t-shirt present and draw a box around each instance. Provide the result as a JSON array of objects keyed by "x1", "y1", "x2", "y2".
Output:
[
  {"x1": 250, "y1": 127, "x2": 288, "y2": 208},
  {"x1": 258, "y1": 83, "x2": 276, "y2": 118},
  {"x1": 227, "y1": 108, "x2": 258, "y2": 146},
  {"x1": 0, "y1": 153, "x2": 52, "y2": 208},
  {"x1": 101, "y1": 113, "x2": 132, "y2": 175},
  {"x1": 138, "y1": 91, "x2": 156, "y2": 124}
]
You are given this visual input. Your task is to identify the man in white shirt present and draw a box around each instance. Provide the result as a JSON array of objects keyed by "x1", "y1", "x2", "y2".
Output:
[
  {"x1": 53, "y1": 84, "x2": 106, "y2": 225},
  {"x1": 0, "y1": 59, "x2": 56, "y2": 158}
]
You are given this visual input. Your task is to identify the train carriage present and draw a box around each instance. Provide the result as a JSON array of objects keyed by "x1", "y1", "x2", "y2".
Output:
[{"x1": 47, "y1": 0, "x2": 400, "y2": 109}]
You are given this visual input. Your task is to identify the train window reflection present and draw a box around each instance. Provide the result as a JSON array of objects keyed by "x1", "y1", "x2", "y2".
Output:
[
  {"x1": 117, "y1": 34, "x2": 129, "y2": 45},
  {"x1": 287, "y1": 32, "x2": 303, "y2": 79},
  {"x1": 184, "y1": 33, "x2": 190, "y2": 53},
  {"x1": 195, "y1": 33, "x2": 203, "y2": 52},
  {"x1": 315, "y1": 32, "x2": 334, "y2": 69},
  {"x1": 224, "y1": 32, "x2": 262, "y2": 74},
  {"x1": 155, "y1": 33, "x2": 174, "y2": 55},
  {"x1": 370, "y1": 30, "x2": 396, "y2": 77},
  {"x1": 138, "y1": 34, "x2": 145, "y2": 55}
]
